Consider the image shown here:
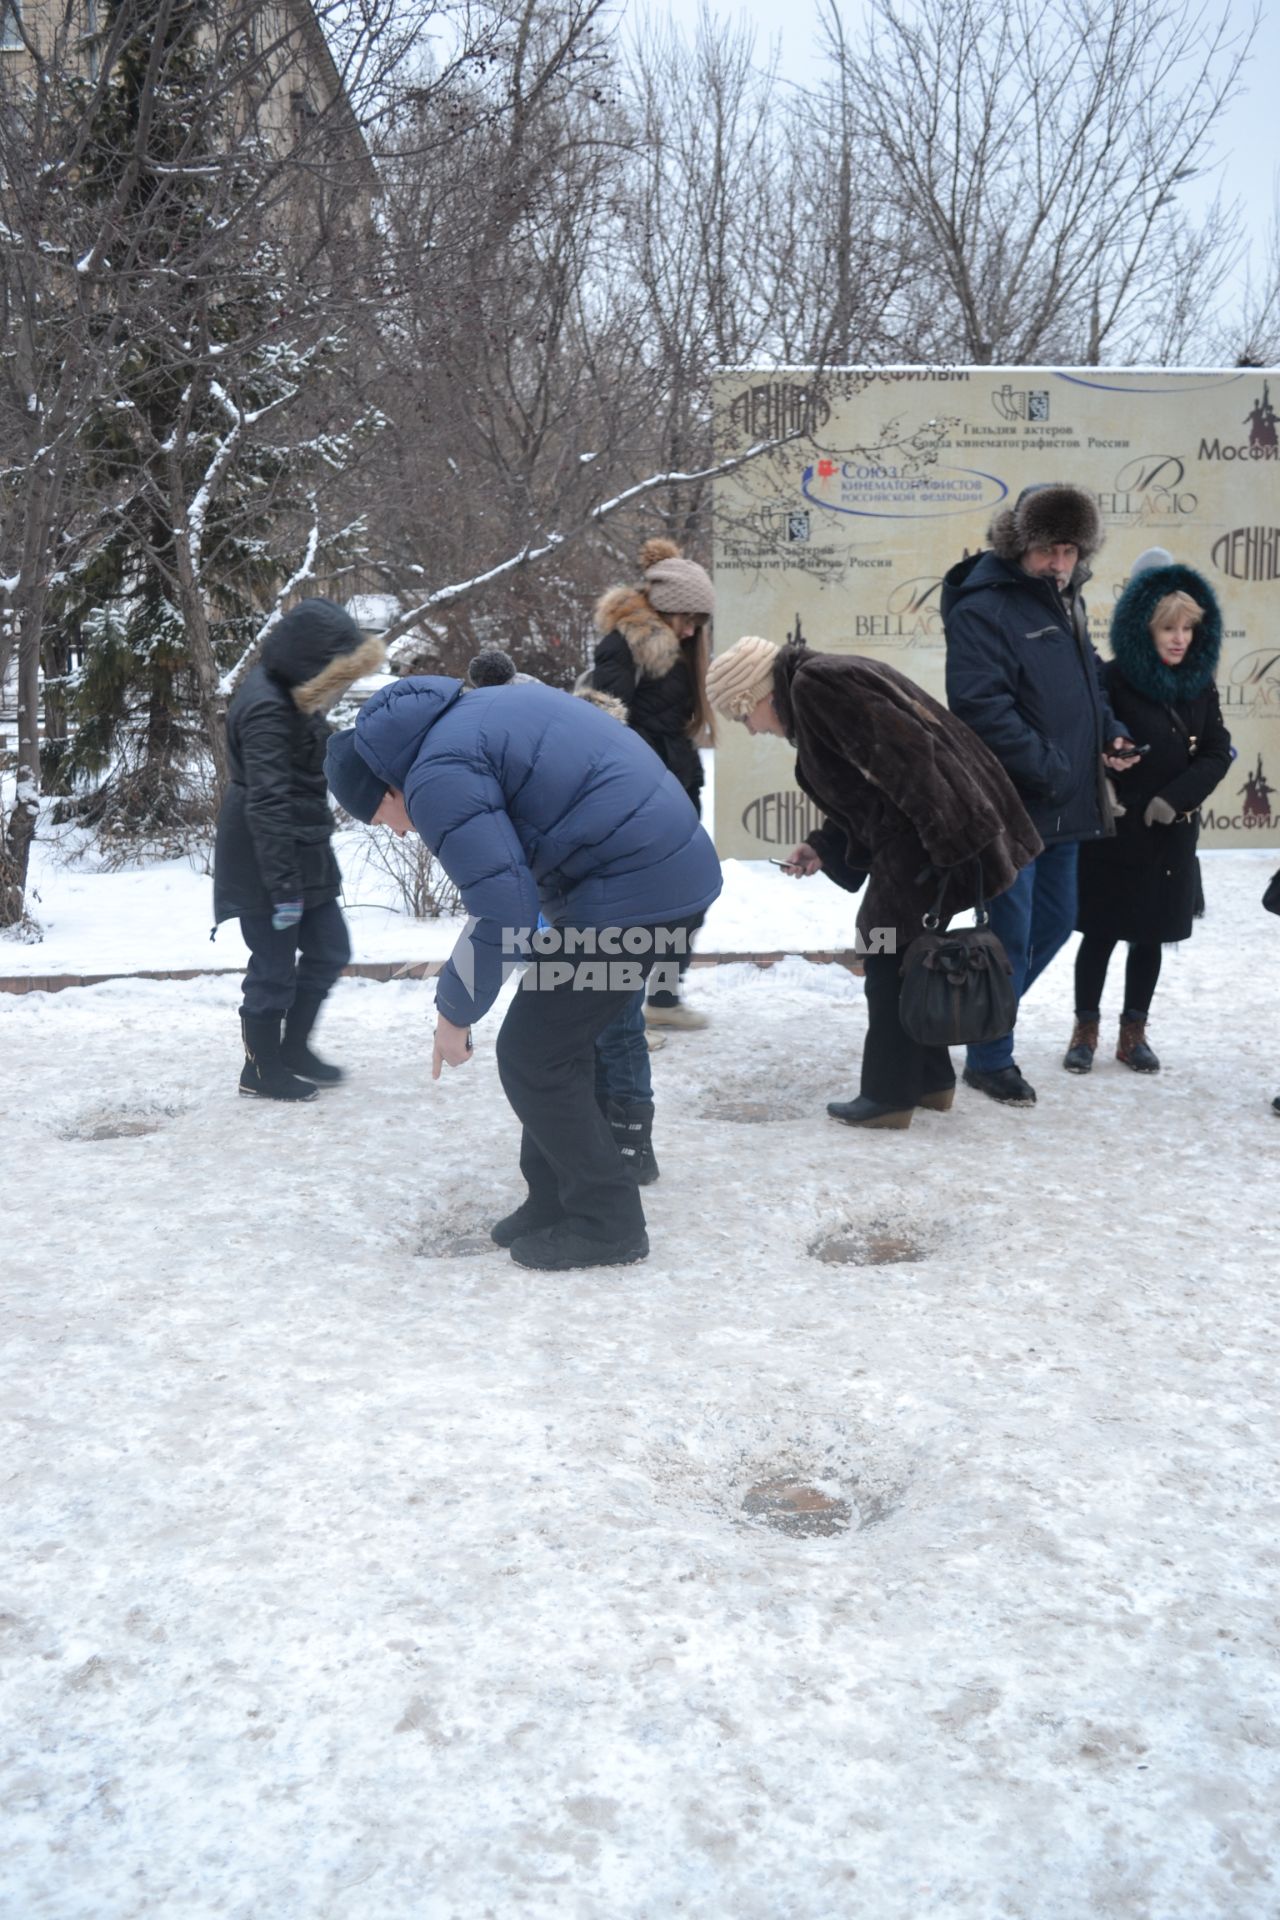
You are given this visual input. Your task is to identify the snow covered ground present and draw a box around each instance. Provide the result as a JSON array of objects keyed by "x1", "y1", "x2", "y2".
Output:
[{"x1": 3, "y1": 819, "x2": 1280, "y2": 1918}]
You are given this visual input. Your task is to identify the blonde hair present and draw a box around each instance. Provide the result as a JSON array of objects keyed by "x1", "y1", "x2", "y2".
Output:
[{"x1": 1150, "y1": 590, "x2": 1202, "y2": 631}]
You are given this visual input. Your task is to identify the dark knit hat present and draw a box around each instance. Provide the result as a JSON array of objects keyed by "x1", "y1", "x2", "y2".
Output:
[
  {"x1": 324, "y1": 729, "x2": 389, "y2": 823},
  {"x1": 988, "y1": 483, "x2": 1104, "y2": 563},
  {"x1": 468, "y1": 647, "x2": 517, "y2": 687}
]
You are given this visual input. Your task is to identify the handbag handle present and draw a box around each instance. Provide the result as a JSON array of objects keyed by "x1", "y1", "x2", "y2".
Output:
[{"x1": 922, "y1": 857, "x2": 990, "y2": 931}]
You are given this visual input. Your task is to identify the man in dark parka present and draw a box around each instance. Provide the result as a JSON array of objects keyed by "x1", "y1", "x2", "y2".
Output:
[
  {"x1": 706, "y1": 635, "x2": 1041, "y2": 1129},
  {"x1": 213, "y1": 598, "x2": 385, "y2": 1101},
  {"x1": 942, "y1": 483, "x2": 1140, "y2": 1106},
  {"x1": 323, "y1": 676, "x2": 722, "y2": 1269}
]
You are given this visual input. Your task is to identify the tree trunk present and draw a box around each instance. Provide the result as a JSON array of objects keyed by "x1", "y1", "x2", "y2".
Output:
[
  {"x1": 168, "y1": 459, "x2": 231, "y2": 802},
  {"x1": 0, "y1": 612, "x2": 44, "y2": 926}
]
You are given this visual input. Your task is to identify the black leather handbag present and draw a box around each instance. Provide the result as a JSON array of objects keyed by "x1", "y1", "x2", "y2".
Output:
[
  {"x1": 1264, "y1": 869, "x2": 1280, "y2": 917},
  {"x1": 899, "y1": 867, "x2": 1017, "y2": 1049}
]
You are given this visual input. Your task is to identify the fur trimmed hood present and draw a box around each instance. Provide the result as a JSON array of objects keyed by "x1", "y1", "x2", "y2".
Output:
[
  {"x1": 988, "y1": 484, "x2": 1104, "y2": 564},
  {"x1": 593, "y1": 586, "x2": 683, "y2": 680},
  {"x1": 261, "y1": 598, "x2": 387, "y2": 715},
  {"x1": 1109, "y1": 561, "x2": 1222, "y2": 704}
]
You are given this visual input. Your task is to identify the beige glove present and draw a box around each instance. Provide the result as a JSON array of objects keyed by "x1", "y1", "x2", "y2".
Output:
[{"x1": 1143, "y1": 795, "x2": 1177, "y2": 827}]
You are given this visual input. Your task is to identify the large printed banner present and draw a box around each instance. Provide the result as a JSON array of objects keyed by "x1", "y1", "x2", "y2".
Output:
[{"x1": 711, "y1": 368, "x2": 1279, "y2": 854}]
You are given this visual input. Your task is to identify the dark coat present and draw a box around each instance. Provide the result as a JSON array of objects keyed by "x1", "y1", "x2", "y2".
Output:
[
  {"x1": 350, "y1": 676, "x2": 723, "y2": 1025},
  {"x1": 591, "y1": 587, "x2": 704, "y2": 805},
  {"x1": 1077, "y1": 563, "x2": 1232, "y2": 943},
  {"x1": 772, "y1": 645, "x2": 1042, "y2": 955},
  {"x1": 942, "y1": 550, "x2": 1120, "y2": 845},
  {"x1": 213, "y1": 600, "x2": 385, "y2": 922}
]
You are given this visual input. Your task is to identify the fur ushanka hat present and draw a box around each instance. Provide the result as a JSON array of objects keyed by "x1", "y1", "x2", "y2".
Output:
[{"x1": 987, "y1": 484, "x2": 1104, "y2": 564}]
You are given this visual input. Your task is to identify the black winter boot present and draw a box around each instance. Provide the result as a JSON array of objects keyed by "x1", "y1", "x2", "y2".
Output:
[
  {"x1": 962, "y1": 1064, "x2": 1037, "y2": 1106},
  {"x1": 607, "y1": 1099, "x2": 659, "y2": 1184},
  {"x1": 509, "y1": 1222, "x2": 650, "y2": 1269},
  {"x1": 1063, "y1": 1010, "x2": 1100, "y2": 1074},
  {"x1": 281, "y1": 991, "x2": 344, "y2": 1084},
  {"x1": 491, "y1": 1199, "x2": 566, "y2": 1247},
  {"x1": 240, "y1": 1013, "x2": 319, "y2": 1102},
  {"x1": 1116, "y1": 1012, "x2": 1160, "y2": 1073}
]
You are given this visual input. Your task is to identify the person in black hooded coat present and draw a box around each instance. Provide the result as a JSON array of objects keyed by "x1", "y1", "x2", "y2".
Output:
[
  {"x1": 213, "y1": 598, "x2": 385, "y2": 1100},
  {"x1": 1065, "y1": 550, "x2": 1232, "y2": 1076}
]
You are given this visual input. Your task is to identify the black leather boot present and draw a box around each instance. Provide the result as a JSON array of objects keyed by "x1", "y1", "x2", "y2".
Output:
[
  {"x1": 607, "y1": 1099, "x2": 659, "y2": 1184},
  {"x1": 826, "y1": 1095, "x2": 913, "y2": 1130},
  {"x1": 281, "y1": 991, "x2": 343, "y2": 1084},
  {"x1": 240, "y1": 1013, "x2": 319, "y2": 1102}
]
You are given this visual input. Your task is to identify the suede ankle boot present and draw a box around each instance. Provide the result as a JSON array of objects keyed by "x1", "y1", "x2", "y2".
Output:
[
  {"x1": 1063, "y1": 1011, "x2": 1100, "y2": 1074},
  {"x1": 1116, "y1": 1012, "x2": 1160, "y2": 1073}
]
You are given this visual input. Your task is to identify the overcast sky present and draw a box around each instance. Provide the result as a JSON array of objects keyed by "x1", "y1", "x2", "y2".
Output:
[{"x1": 626, "y1": 0, "x2": 1279, "y2": 313}]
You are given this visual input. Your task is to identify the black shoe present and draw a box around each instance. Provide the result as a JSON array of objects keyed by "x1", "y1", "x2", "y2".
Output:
[
  {"x1": 490, "y1": 1200, "x2": 566, "y2": 1248},
  {"x1": 1271, "y1": 1094, "x2": 1279, "y2": 1116},
  {"x1": 962, "y1": 1064, "x2": 1037, "y2": 1106},
  {"x1": 826, "y1": 1095, "x2": 913, "y2": 1130},
  {"x1": 509, "y1": 1223, "x2": 649, "y2": 1270},
  {"x1": 281, "y1": 990, "x2": 344, "y2": 1085},
  {"x1": 607, "y1": 1098, "x2": 659, "y2": 1184},
  {"x1": 239, "y1": 1013, "x2": 319, "y2": 1103}
]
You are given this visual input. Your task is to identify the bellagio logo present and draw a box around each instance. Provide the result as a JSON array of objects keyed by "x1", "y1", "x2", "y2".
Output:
[{"x1": 1210, "y1": 526, "x2": 1280, "y2": 582}]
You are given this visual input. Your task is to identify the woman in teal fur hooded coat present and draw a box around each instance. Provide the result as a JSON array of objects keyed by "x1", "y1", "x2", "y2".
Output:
[{"x1": 1066, "y1": 548, "x2": 1233, "y2": 1076}]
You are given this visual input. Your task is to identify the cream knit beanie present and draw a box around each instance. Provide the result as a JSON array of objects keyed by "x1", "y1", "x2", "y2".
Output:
[{"x1": 705, "y1": 635, "x2": 780, "y2": 720}]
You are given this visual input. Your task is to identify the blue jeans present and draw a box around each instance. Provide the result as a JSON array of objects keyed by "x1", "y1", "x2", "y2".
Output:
[
  {"x1": 966, "y1": 841, "x2": 1079, "y2": 1073},
  {"x1": 593, "y1": 988, "x2": 653, "y2": 1105}
]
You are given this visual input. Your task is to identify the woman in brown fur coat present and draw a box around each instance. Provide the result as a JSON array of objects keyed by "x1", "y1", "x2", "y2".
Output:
[
  {"x1": 706, "y1": 635, "x2": 1042, "y2": 1129},
  {"x1": 591, "y1": 537, "x2": 717, "y2": 1030}
]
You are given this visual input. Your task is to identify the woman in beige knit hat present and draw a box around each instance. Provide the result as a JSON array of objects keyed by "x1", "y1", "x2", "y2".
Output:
[
  {"x1": 707, "y1": 635, "x2": 1041, "y2": 1129},
  {"x1": 590, "y1": 537, "x2": 717, "y2": 1031}
]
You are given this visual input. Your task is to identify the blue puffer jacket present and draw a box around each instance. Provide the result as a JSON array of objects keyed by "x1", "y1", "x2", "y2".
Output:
[
  {"x1": 942, "y1": 552, "x2": 1120, "y2": 846},
  {"x1": 352, "y1": 676, "x2": 722, "y2": 1024}
]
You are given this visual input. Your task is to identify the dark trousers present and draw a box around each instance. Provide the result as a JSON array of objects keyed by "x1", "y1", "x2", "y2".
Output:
[
  {"x1": 860, "y1": 950, "x2": 955, "y2": 1108},
  {"x1": 967, "y1": 841, "x2": 1079, "y2": 1072},
  {"x1": 496, "y1": 921, "x2": 694, "y2": 1243},
  {"x1": 1074, "y1": 936, "x2": 1163, "y2": 1016},
  {"x1": 238, "y1": 900, "x2": 351, "y2": 1017}
]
